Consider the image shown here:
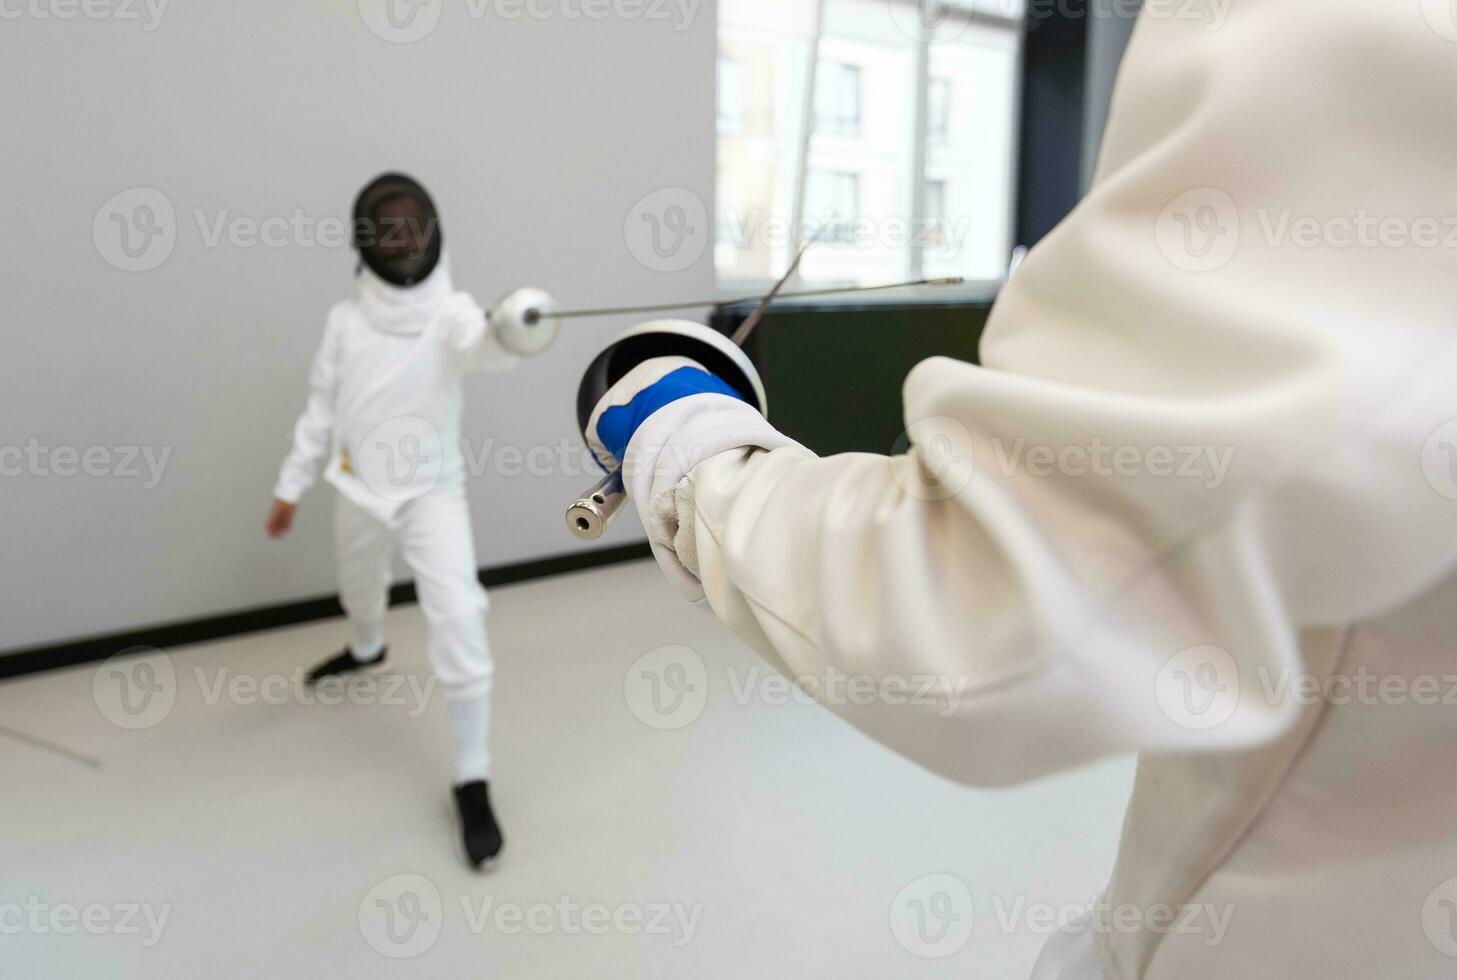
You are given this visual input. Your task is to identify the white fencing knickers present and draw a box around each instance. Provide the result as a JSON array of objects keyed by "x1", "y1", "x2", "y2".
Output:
[{"x1": 334, "y1": 489, "x2": 494, "y2": 784}]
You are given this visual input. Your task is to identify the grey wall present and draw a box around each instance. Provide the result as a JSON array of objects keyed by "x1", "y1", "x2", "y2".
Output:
[{"x1": 1, "y1": 2, "x2": 716, "y2": 652}]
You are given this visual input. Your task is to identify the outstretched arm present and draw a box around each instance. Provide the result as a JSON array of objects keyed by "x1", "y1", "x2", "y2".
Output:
[
  {"x1": 442, "y1": 293, "x2": 521, "y2": 374},
  {"x1": 592, "y1": 0, "x2": 1457, "y2": 786}
]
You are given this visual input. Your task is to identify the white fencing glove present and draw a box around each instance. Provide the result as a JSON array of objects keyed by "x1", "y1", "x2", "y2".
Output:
[{"x1": 584, "y1": 354, "x2": 801, "y2": 598}]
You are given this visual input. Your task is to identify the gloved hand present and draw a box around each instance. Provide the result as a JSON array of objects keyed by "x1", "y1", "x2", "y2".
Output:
[
  {"x1": 584, "y1": 355, "x2": 747, "y2": 473},
  {"x1": 582, "y1": 351, "x2": 799, "y2": 599},
  {"x1": 442, "y1": 292, "x2": 521, "y2": 373}
]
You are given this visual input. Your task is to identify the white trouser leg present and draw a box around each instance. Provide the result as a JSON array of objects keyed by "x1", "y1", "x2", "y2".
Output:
[
  {"x1": 448, "y1": 697, "x2": 493, "y2": 785},
  {"x1": 334, "y1": 495, "x2": 394, "y2": 659},
  {"x1": 394, "y1": 491, "x2": 494, "y2": 783}
]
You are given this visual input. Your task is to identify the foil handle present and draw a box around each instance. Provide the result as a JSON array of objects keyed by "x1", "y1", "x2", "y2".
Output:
[{"x1": 566, "y1": 470, "x2": 627, "y2": 541}]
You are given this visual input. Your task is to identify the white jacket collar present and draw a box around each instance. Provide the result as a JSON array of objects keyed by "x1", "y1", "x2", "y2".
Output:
[{"x1": 356, "y1": 255, "x2": 453, "y2": 336}]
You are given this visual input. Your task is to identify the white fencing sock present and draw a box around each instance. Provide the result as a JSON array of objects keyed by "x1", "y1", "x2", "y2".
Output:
[
  {"x1": 449, "y1": 694, "x2": 493, "y2": 785},
  {"x1": 350, "y1": 622, "x2": 385, "y2": 660}
]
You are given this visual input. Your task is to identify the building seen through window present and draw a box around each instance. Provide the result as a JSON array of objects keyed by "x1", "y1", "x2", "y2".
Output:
[{"x1": 716, "y1": 0, "x2": 1023, "y2": 292}]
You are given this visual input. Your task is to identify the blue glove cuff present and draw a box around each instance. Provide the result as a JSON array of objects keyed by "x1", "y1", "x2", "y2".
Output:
[{"x1": 596, "y1": 366, "x2": 744, "y2": 465}]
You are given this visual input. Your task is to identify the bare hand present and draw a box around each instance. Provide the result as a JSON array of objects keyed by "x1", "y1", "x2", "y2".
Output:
[{"x1": 266, "y1": 499, "x2": 298, "y2": 539}]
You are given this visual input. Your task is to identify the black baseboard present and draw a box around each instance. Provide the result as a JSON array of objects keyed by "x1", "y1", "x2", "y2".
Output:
[{"x1": 0, "y1": 542, "x2": 652, "y2": 682}]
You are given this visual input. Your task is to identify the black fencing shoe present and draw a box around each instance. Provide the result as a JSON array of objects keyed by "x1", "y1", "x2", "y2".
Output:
[
  {"x1": 305, "y1": 646, "x2": 387, "y2": 686},
  {"x1": 454, "y1": 781, "x2": 504, "y2": 868}
]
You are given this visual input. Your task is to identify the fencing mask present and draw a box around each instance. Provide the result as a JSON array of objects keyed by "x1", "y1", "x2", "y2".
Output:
[{"x1": 352, "y1": 173, "x2": 444, "y2": 287}]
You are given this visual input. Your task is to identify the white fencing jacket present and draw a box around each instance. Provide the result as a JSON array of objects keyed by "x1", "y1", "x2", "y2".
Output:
[
  {"x1": 621, "y1": 2, "x2": 1457, "y2": 976},
  {"x1": 275, "y1": 261, "x2": 518, "y2": 523}
]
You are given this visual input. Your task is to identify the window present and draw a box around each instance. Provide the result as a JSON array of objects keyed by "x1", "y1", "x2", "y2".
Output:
[
  {"x1": 923, "y1": 178, "x2": 947, "y2": 247},
  {"x1": 815, "y1": 62, "x2": 862, "y2": 137},
  {"x1": 716, "y1": 0, "x2": 1023, "y2": 291},
  {"x1": 926, "y1": 77, "x2": 952, "y2": 145},
  {"x1": 717, "y1": 56, "x2": 746, "y2": 135},
  {"x1": 805, "y1": 170, "x2": 861, "y2": 244}
]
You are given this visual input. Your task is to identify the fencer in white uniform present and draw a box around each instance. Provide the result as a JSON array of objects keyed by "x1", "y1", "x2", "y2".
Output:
[
  {"x1": 267, "y1": 174, "x2": 518, "y2": 867},
  {"x1": 585, "y1": 3, "x2": 1457, "y2": 976}
]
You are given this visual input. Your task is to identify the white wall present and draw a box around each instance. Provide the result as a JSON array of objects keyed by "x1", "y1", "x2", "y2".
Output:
[{"x1": 0, "y1": 1, "x2": 716, "y2": 652}]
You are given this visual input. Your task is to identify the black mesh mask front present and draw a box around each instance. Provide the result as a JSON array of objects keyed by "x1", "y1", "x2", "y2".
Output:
[{"x1": 352, "y1": 173, "x2": 444, "y2": 287}]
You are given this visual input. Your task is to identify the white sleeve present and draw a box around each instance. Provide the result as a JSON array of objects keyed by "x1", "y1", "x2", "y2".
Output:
[
  {"x1": 624, "y1": 0, "x2": 1457, "y2": 787},
  {"x1": 274, "y1": 309, "x2": 342, "y2": 503},
  {"x1": 442, "y1": 291, "x2": 521, "y2": 374}
]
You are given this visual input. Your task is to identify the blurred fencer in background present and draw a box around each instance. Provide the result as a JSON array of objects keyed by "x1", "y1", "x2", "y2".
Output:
[
  {"x1": 580, "y1": 2, "x2": 1457, "y2": 976},
  {"x1": 266, "y1": 173, "x2": 527, "y2": 869}
]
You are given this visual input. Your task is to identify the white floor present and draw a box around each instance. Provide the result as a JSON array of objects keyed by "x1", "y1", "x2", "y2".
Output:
[{"x1": 0, "y1": 560, "x2": 1135, "y2": 979}]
